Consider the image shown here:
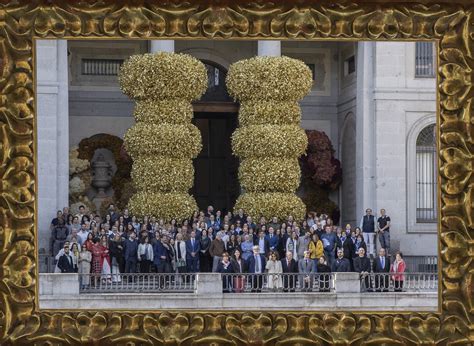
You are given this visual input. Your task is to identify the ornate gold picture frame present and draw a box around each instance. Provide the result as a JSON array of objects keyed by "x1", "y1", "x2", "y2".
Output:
[{"x1": 1, "y1": 0, "x2": 473, "y2": 343}]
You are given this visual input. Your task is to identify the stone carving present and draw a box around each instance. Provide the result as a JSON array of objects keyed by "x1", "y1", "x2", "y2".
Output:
[{"x1": 91, "y1": 153, "x2": 113, "y2": 198}]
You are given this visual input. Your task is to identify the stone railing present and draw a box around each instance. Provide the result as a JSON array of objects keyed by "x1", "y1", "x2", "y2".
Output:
[{"x1": 39, "y1": 273, "x2": 438, "y2": 311}]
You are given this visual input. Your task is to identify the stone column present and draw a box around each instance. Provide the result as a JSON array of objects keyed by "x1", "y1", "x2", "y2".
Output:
[
  {"x1": 150, "y1": 40, "x2": 175, "y2": 53},
  {"x1": 258, "y1": 41, "x2": 281, "y2": 56},
  {"x1": 37, "y1": 40, "x2": 69, "y2": 253},
  {"x1": 355, "y1": 42, "x2": 376, "y2": 219}
]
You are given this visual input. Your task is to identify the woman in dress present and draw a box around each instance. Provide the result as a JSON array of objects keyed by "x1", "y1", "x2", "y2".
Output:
[
  {"x1": 84, "y1": 232, "x2": 95, "y2": 252},
  {"x1": 390, "y1": 251, "x2": 406, "y2": 291},
  {"x1": 99, "y1": 235, "x2": 112, "y2": 283},
  {"x1": 138, "y1": 236, "x2": 154, "y2": 273},
  {"x1": 199, "y1": 228, "x2": 212, "y2": 272},
  {"x1": 70, "y1": 242, "x2": 80, "y2": 273},
  {"x1": 241, "y1": 234, "x2": 254, "y2": 262},
  {"x1": 265, "y1": 251, "x2": 283, "y2": 291},
  {"x1": 78, "y1": 243, "x2": 92, "y2": 289},
  {"x1": 231, "y1": 248, "x2": 246, "y2": 293},
  {"x1": 216, "y1": 252, "x2": 234, "y2": 293}
]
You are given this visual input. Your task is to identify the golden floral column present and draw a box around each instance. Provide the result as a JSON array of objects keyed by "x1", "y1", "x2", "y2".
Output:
[
  {"x1": 119, "y1": 52, "x2": 207, "y2": 221},
  {"x1": 227, "y1": 56, "x2": 312, "y2": 221}
]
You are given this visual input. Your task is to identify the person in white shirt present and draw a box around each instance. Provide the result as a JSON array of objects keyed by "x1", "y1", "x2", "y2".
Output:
[{"x1": 77, "y1": 224, "x2": 90, "y2": 246}]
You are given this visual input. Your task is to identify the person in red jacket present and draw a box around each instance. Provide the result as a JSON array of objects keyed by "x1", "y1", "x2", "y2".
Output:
[{"x1": 390, "y1": 251, "x2": 406, "y2": 291}]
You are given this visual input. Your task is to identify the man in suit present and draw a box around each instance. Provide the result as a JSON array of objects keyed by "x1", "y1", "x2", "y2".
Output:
[
  {"x1": 266, "y1": 227, "x2": 279, "y2": 252},
  {"x1": 353, "y1": 247, "x2": 372, "y2": 291},
  {"x1": 373, "y1": 248, "x2": 391, "y2": 291},
  {"x1": 297, "y1": 230, "x2": 311, "y2": 260},
  {"x1": 57, "y1": 245, "x2": 75, "y2": 273},
  {"x1": 298, "y1": 250, "x2": 317, "y2": 291},
  {"x1": 186, "y1": 230, "x2": 201, "y2": 272},
  {"x1": 254, "y1": 230, "x2": 270, "y2": 257},
  {"x1": 124, "y1": 231, "x2": 139, "y2": 278},
  {"x1": 332, "y1": 248, "x2": 351, "y2": 272},
  {"x1": 336, "y1": 231, "x2": 355, "y2": 270},
  {"x1": 281, "y1": 251, "x2": 298, "y2": 292},
  {"x1": 247, "y1": 245, "x2": 266, "y2": 292},
  {"x1": 153, "y1": 234, "x2": 169, "y2": 273}
]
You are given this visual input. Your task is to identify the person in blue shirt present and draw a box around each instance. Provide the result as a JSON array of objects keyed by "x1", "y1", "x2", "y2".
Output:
[{"x1": 320, "y1": 225, "x2": 336, "y2": 269}]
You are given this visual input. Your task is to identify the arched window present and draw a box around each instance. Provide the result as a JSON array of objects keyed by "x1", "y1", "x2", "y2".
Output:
[
  {"x1": 416, "y1": 124, "x2": 437, "y2": 223},
  {"x1": 199, "y1": 61, "x2": 232, "y2": 102}
]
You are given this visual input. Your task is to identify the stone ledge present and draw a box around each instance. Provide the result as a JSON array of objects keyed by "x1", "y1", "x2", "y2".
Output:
[{"x1": 39, "y1": 292, "x2": 437, "y2": 311}]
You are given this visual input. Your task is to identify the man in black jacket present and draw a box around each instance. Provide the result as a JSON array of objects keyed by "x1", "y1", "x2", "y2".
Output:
[
  {"x1": 281, "y1": 251, "x2": 298, "y2": 292},
  {"x1": 332, "y1": 248, "x2": 351, "y2": 272},
  {"x1": 353, "y1": 247, "x2": 372, "y2": 291},
  {"x1": 372, "y1": 248, "x2": 391, "y2": 291},
  {"x1": 336, "y1": 231, "x2": 355, "y2": 270},
  {"x1": 124, "y1": 232, "x2": 139, "y2": 278},
  {"x1": 57, "y1": 245, "x2": 75, "y2": 273}
]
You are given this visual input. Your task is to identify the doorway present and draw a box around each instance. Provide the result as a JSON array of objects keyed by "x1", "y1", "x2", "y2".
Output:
[
  {"x1": 192, "y1": 112, "x2": 239, "y2": 213},
  {"x1": 191, "y1": 60, "x2": 240, "y2": 213}
]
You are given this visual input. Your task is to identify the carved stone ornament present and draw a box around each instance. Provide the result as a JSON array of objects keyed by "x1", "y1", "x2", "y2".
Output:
[{"x1": 0, "y1": 0, "x2": 473, "y2": 344}]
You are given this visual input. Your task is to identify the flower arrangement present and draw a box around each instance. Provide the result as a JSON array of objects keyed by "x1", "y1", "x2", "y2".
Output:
[
  {"x1": 69, "y1": 176, "x2": 86, "y2": 195},
  {"x1": 299, "y1": 130, "x2": 342, "y2": 221},
  {"x1": 238, "y1": 101, "x2": 301, "y2": 126},
  {"x1": 300, "y1": 130, "x2": 342, "y2": 190},
  {"x1": 226, "y1": 56, "x2": 313, "y2": 101},
  {"x1": 119, "y1": 52, "x2": 207, "y2": 101},
  {"x1": 227, "y1": 56, "x2": 312, "y2": 221},
  {"x1": 124, "y1": 123, "x2": 202, "y2": 160},
  {"x1": 239, "y1": 158, "x2": 300, "y2": 192},
  {"x1": 69, "y1": 146, "x2": 89, "y2": 175},
  {"x1": 120, "y1": 52, "x2": 207, "y2": 220},
  {"x1": 231, "y1": 124, "x2": 307, "y2": 159},
  {"x1": 131, "y1": 157, "x2": 194, "y2": 192}
]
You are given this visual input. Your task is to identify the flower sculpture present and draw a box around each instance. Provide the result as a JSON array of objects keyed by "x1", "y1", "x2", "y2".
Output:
[
  {"x1": 119, "y1": 52, "x2": 207, "y2": 221},
  {"x1": 227, "y1": 56, "x2": 312, "y2": 221}
]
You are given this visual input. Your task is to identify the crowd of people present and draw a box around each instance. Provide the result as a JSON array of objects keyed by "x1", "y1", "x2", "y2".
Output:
[{"x1": 50, "y1": 204, "x2": 407, "y2": 291}]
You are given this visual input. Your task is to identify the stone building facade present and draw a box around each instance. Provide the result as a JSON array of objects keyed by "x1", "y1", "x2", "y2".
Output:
[{"x1": 37, "y1": 39, "x2": 437, "y2": 256}]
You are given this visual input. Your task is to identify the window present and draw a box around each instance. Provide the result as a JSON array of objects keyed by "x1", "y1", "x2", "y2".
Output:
[
  {"x1": 305, "y1": 63, "x2": 316, "y2": 80},
  {"x1": 344, "y1": 55, "x2": 355, "y2": 76},
  {"x1": 81, "y1": 58, "x2": 124, "y2": 76},
  {"x1": 415, "y1": 42, "x2": 435, "y2": 77},
  {"x1": 416, "y1": 124, "x2": 437, "y2": 223}
]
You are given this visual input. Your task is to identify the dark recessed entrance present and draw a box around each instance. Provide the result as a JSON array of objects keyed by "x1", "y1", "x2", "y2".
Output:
[
  {"x1": 192, "y1": 112, "x2": 239, "y2": 213},
  {"x1": 191, "y1": 60, "x2": 240, "y2": 213}
]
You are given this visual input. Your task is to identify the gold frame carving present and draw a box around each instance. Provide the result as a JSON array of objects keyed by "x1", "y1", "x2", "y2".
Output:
[{"x1": 0, "y1": 0, "x2": 473, "y2": 344}]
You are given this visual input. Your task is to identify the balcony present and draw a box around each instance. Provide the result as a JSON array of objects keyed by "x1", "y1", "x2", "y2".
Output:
[{"x1": 39, "y1": 272, "x2": 438, "y2": 311}]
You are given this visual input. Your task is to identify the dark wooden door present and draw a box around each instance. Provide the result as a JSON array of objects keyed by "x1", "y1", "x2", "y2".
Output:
[{"x1": 192, "y1": 112, "x2": 239, "y2": 213}]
